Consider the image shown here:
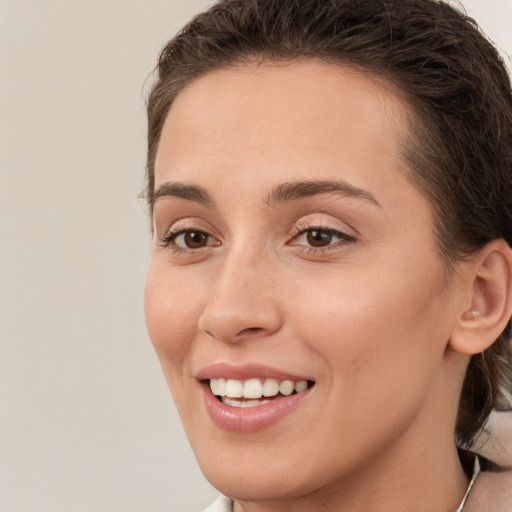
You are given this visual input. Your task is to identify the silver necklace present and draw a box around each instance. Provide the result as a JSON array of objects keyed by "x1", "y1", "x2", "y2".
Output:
[{"x1": 455, "y1": 456, "x2": 481, "y2": 512}]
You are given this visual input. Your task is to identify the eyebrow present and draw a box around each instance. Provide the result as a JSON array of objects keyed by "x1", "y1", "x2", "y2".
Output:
[
  {"x1": 264, "y1": 179, "x2": 381, "y2": 207},
  {"x1": 152, "y1": 178, "x2": 380, "y2": 209},
  {"x1": 153, "y1": 182, "x2": 214, "y2": 207}
]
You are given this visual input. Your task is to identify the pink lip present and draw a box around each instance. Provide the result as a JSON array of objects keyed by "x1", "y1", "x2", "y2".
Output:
[
  {"x1": 196, "y1": 363, "x2": 314, "y2": 433},
  {"x1": 201, "y1": 383, "x2": 312, "y2": 432},
  {"x1": 196, "y1": 362, "x2": 312, "y2": 382}
]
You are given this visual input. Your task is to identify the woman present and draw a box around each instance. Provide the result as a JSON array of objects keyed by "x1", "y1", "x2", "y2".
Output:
[{"x1": 143, "y1": 0, "x2": 512, "y2": 510}]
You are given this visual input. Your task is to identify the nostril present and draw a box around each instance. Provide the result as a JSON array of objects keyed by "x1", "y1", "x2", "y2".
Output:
[{"x1": 239, "y1": 326, "x2": 264, "y2": 335}]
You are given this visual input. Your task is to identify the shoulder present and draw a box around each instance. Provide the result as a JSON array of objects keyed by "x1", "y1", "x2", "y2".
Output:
[
  {"x1": 464, "y1": 469, "x2": 512, "y2": 512},
  {"x1": 201, "y1": 495, "x2": 232, "y2": 512},
  {"x1": 464, "y1": 411, "x2": 512, "y2": 511},
  {"x1": 474, "y1": 411, "x2": 512, "y2": 469}
]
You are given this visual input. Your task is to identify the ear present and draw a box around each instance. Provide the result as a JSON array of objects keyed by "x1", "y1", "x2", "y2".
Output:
[{"x1": 450, "y1": 239, "x2": 512, "y2": 355}]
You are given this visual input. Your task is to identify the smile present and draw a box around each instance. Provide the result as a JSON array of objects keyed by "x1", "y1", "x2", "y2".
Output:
[
  {"x1": 209, "y1": 378, "x2": 311, "y2": 408},
  {"x1": 197, "y1": 364, "x2": 315, "y2": 431}
]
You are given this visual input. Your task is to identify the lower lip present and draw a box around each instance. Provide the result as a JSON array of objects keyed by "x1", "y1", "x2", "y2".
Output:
[{"x1": 201, "y1": 383, "x2": 312, "y2": 432}]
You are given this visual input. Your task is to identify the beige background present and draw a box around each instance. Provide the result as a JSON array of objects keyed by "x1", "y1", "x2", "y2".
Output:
[{"x1": 0, "y1": 1, "x2": 511, "y2": 511}]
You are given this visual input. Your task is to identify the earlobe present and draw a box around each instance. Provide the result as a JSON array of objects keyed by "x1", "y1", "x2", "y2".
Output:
[{"x1": 450, "y1": 240, "x2": 512, "y2": 355}]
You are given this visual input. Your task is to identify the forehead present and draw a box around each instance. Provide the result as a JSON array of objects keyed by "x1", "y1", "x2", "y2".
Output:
[{"x1": 154, "y1": 59, "x2": 411, "y2": 189}]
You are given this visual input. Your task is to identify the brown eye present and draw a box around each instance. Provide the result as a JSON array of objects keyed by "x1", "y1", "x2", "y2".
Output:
[
  {"x1": 291, "y1": 227, "x2": 354, "y2": 251},
  {"x1": 306, "y1": 229, "x2": 333, "y2": 247},
  {"x1": 162, "y1": 229, "x2": 215, "y2": 250},
  {"x1": 179, "y1": 231, "x2": 209, "y2": 249}
]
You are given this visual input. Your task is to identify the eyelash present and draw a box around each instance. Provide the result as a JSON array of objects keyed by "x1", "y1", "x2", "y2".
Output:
[
  {"x1": 157, "y1": 223, "x2": 355, "y2": 255},
  {"x1": 289, "y1": 223, "x2": 356, "y2": 254},
  {"x1": 158, "y1": 228, "x2": 216, "y2": 254}
]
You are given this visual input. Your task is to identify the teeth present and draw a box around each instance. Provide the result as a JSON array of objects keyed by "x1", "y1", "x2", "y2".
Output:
[
  {"x1": 209, "y1": 377, "x2": 310, "y2": 399},
  {"x1": 295, "y1": 380, "x2": 308, "y2": 393},
  {"x1": 243, "y1": 378, "x2": 263, "y2": 399},
  {"x1": 262, "y1": 378, "x2": 279, "y2": 397},
  {"x1": 222, "y1": 397, "x2": 272, "y2": 408},
  {"x1": 209, "y1": 378, "x2": 219, "y2": 396},
  {"x1": 216, "y1": 378, "x2": 226, "y2": 396},
  {"x1": 279, "y1": 380, "x2": 294, "y2": 396},
  {"x1": 225, "y1": 379, "x2": 243, "y2": 398}
]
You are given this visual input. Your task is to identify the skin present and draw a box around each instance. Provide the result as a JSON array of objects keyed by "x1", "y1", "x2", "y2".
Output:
[
  {"x1": 145, "y1": 60, "x2": 477, "y2": 511},
  {"x1": 465, "y1": 411, "x2": 512, "y2": 511}
]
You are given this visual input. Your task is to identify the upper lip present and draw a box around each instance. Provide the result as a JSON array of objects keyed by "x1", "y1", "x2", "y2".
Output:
[{"x1": 196, "y1": 362, "x2": 313, "y2": 382}]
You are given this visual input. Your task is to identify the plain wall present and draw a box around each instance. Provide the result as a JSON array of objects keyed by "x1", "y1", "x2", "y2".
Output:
[{"x1": 0, "y1": 1, "x2": 511, "y2": 511}]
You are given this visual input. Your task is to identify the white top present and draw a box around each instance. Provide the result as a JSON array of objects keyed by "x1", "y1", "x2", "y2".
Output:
[
  {"x1": 202, "y1": 495, "x2": 232, "y2": 512},
  {"x1": 201, "y1": 458, "x2": 481, "y2": 512}
]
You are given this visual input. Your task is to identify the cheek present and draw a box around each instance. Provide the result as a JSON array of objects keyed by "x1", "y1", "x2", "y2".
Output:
[
  {"x1": 281, "y1": 267, "x2": 450, "y2": 471},
  {"x1": 144, "y1": 265, "x2": 202, "y2": 367},
  {"x1": 290, "y1": 261, "x2": 449, "y2": 394}
]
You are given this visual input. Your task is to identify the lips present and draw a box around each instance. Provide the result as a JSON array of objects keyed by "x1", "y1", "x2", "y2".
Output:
[{"x1": 197, "y1": 364, "x2": 315, "y2": 431}]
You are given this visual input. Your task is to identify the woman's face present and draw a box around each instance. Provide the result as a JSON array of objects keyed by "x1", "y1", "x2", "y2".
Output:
[{"x1": 145, "y1": 61, "x2": 463, "y2": 502}]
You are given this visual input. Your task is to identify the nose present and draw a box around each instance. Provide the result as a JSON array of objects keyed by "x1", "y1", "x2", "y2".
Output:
[{"x1": 198, "y1": 248, "x2": 283, "y2": 344}]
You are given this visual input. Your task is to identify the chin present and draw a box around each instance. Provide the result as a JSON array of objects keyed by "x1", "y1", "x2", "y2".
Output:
[
  {"x1": 191, "y1": 434, "x2": 331, "y2": 504},
  {"x1": 200, "y1": 462, "x2": 309, "y2": 503}
]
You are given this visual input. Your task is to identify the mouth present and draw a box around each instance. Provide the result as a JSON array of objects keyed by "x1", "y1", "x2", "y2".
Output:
[
  {"x1": 197, "y1": 364, "x2": 316, "y2": 431},
  {"x1": 207, "y1": 377, "x2": 315, "y2": 408}
]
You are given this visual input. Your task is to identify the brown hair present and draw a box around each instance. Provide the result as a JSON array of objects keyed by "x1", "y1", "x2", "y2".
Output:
[{"x1": 145, "y1": 0, "x2": 512, "y2": 447}]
